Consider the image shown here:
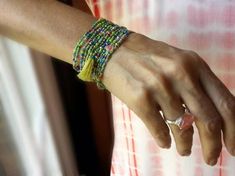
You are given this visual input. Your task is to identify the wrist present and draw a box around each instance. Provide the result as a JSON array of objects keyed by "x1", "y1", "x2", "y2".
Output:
[
  {"x1": 101, "y1": 33, "x2": 145, "y2": 88},
  {"x1": 72, "y1": 18, "x2": 130, "y2": 89}
]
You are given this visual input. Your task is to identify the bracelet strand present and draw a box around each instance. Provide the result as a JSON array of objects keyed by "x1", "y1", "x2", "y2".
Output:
[{"x1": 72, "y1": 18, "x2": 130, "y2": 89}]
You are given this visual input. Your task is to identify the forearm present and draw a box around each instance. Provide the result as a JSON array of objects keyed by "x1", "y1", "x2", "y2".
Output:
[{"x1": 0, "y1": 0, "x2": 96, "y2": 64}]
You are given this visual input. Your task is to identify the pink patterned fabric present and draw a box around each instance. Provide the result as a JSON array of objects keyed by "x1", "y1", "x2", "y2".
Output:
[{"x1": 89, "y1": 0, "x2": 235, "y2": 175}]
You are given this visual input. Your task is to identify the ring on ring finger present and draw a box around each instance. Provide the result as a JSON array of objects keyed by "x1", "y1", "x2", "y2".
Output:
[{"x1": 164, "y1": 107, "x2": 195, "y2": 130}]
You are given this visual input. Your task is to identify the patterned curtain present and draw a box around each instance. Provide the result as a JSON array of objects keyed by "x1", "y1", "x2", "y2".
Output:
[{"x1": 88, "y1": 0, "x2": 235, "y2": 175}]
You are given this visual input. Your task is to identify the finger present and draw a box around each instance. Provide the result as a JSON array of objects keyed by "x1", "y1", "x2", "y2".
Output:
[
  {"x1": 140, "y1": 107, "x2": 172, "y2": 148},
  {"x1": 179, "y1": 80, "x2": 222, "y2": 165},
  {"x1": 169, "y1": 125, "x2": 194, "y2": 156},
  {"x1": 132, "y1": 89, "x2": 171, "y2": 148},
  {"x1": 199, "y1": 61, "x2": 235, "y2": 155},
  {"x1": 152, "y1": 87, "x2": 194, "y2": 156}
]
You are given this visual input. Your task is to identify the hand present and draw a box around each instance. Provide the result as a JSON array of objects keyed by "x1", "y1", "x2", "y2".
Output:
[{"x1": 101, "y1": 33, "x2": 235, "y2": 166}]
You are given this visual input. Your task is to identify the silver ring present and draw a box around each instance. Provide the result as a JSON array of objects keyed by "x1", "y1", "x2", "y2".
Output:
[{"x1": 165, "y1": 108, "x2": 194, "y2": 130}]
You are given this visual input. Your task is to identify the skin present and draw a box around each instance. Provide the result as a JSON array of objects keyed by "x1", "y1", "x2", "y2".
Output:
[
  {"x1": 103, "y1": 33, "x2": 235, "y2": 165},
  {"x1": 1, "y1": 0, "x2": 235, "y2": 166}
]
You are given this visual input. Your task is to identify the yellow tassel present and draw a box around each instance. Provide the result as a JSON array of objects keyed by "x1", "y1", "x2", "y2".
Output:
[{"x1": 78, "y1": 58, "x2": 94, "y2": 81}]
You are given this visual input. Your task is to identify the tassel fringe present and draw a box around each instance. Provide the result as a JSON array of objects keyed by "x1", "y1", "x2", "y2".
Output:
[{"x1": 78, "y1": 58, "x2": 94, "y2": 81}]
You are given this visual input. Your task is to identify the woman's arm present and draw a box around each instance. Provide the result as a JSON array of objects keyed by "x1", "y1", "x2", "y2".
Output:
[
  {"x1": 1, "y1": 0, "x2": 235, "y2": 166},
  {"x1": 0, "y1": 0, "x2": 96, "y2": 64},
  {"x1": 0, "y1": 1, "x2": 112, "y2": 174}
]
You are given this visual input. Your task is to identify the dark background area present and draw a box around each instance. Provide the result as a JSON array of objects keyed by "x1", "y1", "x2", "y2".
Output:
[{"x1": 52, "y1": 1, "x2": 114, "y2": 175}]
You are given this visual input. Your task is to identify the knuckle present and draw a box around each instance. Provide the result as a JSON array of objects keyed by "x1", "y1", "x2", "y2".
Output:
[
  {"x1": 175, "y1": 56, "x2": 189, "y2": 70},
  {"x1": 184, "y1": 50, "x2": 201, "y2": 62},
  {"x1": 171, "y1": 61, "x2": 196, "y2": 88},
  {"x1": 137, "y1": 87, "x2": 149, "y2": 101},
  {"x1": 171, "y1": 65, "x2": 188, "y2": 82},
  {"x1": 177, "y1": 50, "x2": 203, "y2": 73},
  {"x1": 220, "y1": 96, "x2": 235, "y2": 117},
  {"x1": 206, "y1": 118, "x2": 222, "y2": 134},
  {"x1": 188, "y1": 50, "x2": 200, "y2": 60},
  {"x1": 178, "y1": 149, "x2": 192, "y2": 156},
  {"x1": 148, "y1": 73, "x2": 166, "y2": 87},
  {"x1": 188, "y1": 50, "x2": 198, "y2": 56},
  {"x1": 147, "y1": 74, "x2": 170, "y2": 97},
  {"x1": 134, "y1": 85, "x2": 150, "y2": 104},
  {"x1": 178, "y1": 51, "x2": 194, "y2": 65},
  {"x1": 161, "y1": 55, "x2": 189, "y2": 78},
  {"x1": 186, "y1": 51, "x2": 211, "y2": 73}
]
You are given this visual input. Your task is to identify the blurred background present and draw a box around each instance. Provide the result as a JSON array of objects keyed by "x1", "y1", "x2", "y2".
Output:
[
  {"x1": 0, "y1": 1, "x2": 113, "y2": 176},
  {"x1": 1, "y1": 0, "x2": 235, "y2": 176},
  {"x1": 0, "y1": 37, "x2": 67, "y2": 176}
]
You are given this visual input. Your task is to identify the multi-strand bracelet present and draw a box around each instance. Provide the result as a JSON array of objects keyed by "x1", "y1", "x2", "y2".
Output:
[{"x1": 72, "y1": 18, "x2": 130, "y2": 89}]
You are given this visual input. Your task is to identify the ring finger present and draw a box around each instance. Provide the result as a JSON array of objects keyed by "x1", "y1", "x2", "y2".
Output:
[{"x1": 152, "y1": 87, "x2": 194, "y2": 156}]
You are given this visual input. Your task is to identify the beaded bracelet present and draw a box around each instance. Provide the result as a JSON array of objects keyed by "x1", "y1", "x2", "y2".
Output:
[{"x1": 72, "y1": 18, "x2": 131, "y2": 89}]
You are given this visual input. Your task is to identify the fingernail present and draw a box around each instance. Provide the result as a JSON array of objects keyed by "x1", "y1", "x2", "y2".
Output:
[
  {"x1": 228, "y1": 149, "x2": 235, "y2": 156},
  {"x1": 164, "y1": 142, "x2": 171, "y2": 149},
  {"x1": 156, "y1": 131, "x2": 171, "y2": 148},
  {"x1": 231, "y1": 148, "x2": 235, "y2": 156},
  {"x1": 159, "y1": 137, "x2": 171, "y2": 148},
  {"x1": 181, "y1": 149, "x2": 191, "y2": 156},
  {"x1": 209, "y1": 158, "x2": 217, "y2": 166},
  {"x1": 158, "y1": 139, "x2": 171, "y2": 149}
]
